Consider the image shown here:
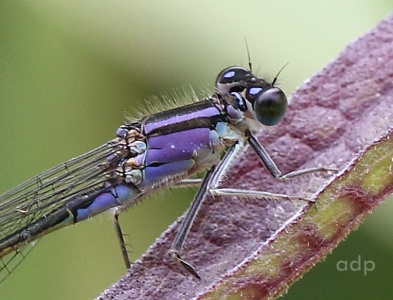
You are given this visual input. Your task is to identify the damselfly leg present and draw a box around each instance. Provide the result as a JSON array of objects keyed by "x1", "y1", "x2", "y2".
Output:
[{"x1": 169, "y1": 130, "x2": 335, "y2": 279}]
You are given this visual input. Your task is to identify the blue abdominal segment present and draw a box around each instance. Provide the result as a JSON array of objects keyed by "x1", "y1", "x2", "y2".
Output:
[{"x1": 75, "y1": 183, "x2": 138, "y2": 221}]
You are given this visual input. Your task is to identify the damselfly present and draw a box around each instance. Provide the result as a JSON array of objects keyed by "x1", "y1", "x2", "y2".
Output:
[{"x1": 0, "y1": 65, "x2": 332, "y2": 282}]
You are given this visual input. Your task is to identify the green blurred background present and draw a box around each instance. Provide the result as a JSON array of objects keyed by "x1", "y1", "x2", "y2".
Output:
[{"x1": 0, "y1": 1, "x2": 392, "y2": 299}]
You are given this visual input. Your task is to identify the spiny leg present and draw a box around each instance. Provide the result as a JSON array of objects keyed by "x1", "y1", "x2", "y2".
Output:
[
  {"x1": 169, "y1": 143, "x2": 242, "y2": 279},
  {"x1": 246, "y1": 130, "x2": 336, "y2": 180},
  {"x1": 114, "y1": 211, "x2": 131, "y2": 269},
  {"x1": 174, "y1": 178, "x2": 202, "y2": 187},
  {"x1": 210, "y1": 188, "x2": 314, "y2": 202},
  {"x1": 169, "y1": 168, "x2": 215, "y2": 280},
  {"x1": 208, "y1": 132, "x2": 336, "y2": 201},
  {"x1": 111, "y1": 178, "x2": 206, "y2": 273}
]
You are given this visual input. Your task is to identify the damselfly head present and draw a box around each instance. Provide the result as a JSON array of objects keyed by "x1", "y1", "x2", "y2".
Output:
[{"x1": 216, "y1": 66, "x2": 287, "y2": 126}]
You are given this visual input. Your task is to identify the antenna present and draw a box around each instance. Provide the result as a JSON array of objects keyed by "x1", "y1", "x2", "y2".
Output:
[
  {"x1": 244, "y1": 38, "x2": 252, "y2": 72},
  {"x1": 272, "y1": 62, "x2": 289, "y2": 86}
]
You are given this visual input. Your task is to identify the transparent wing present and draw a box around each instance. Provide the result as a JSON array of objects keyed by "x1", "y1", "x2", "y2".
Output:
[
  {"x1": 0, "y1": 238, "x2": 38, "y2": 282},
  {"x1": 0, "y1": 140, "x2": 121, "y2": 281}
]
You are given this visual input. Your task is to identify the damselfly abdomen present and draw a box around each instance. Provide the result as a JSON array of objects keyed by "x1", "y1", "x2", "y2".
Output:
[{"x1": 0, "y1": 66, "x2": 332, "y2": 282}]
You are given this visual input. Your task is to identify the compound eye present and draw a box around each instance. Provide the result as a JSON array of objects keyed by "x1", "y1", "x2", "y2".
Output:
[
  {"x1": 216, "y1": 66, "x2": 250, "y2": 86},
  {"x1": 253, "y1": 87, "x2": 287, "y2": 126}
]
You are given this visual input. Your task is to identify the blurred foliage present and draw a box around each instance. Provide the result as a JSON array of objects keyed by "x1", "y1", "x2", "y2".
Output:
[{"x1": 0, "y1": 1, "x2": 392, "y2": 299}]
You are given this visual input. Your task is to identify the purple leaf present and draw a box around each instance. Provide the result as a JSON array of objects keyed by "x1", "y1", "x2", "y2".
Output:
[{"x1": 98, "y1": 14, "x2": 393, "y2": 300}]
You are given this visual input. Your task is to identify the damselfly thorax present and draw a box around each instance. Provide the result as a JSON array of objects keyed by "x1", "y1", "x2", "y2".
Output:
[{"x1": 0, "y1": 66, "x2": 333, "y2": 282}]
